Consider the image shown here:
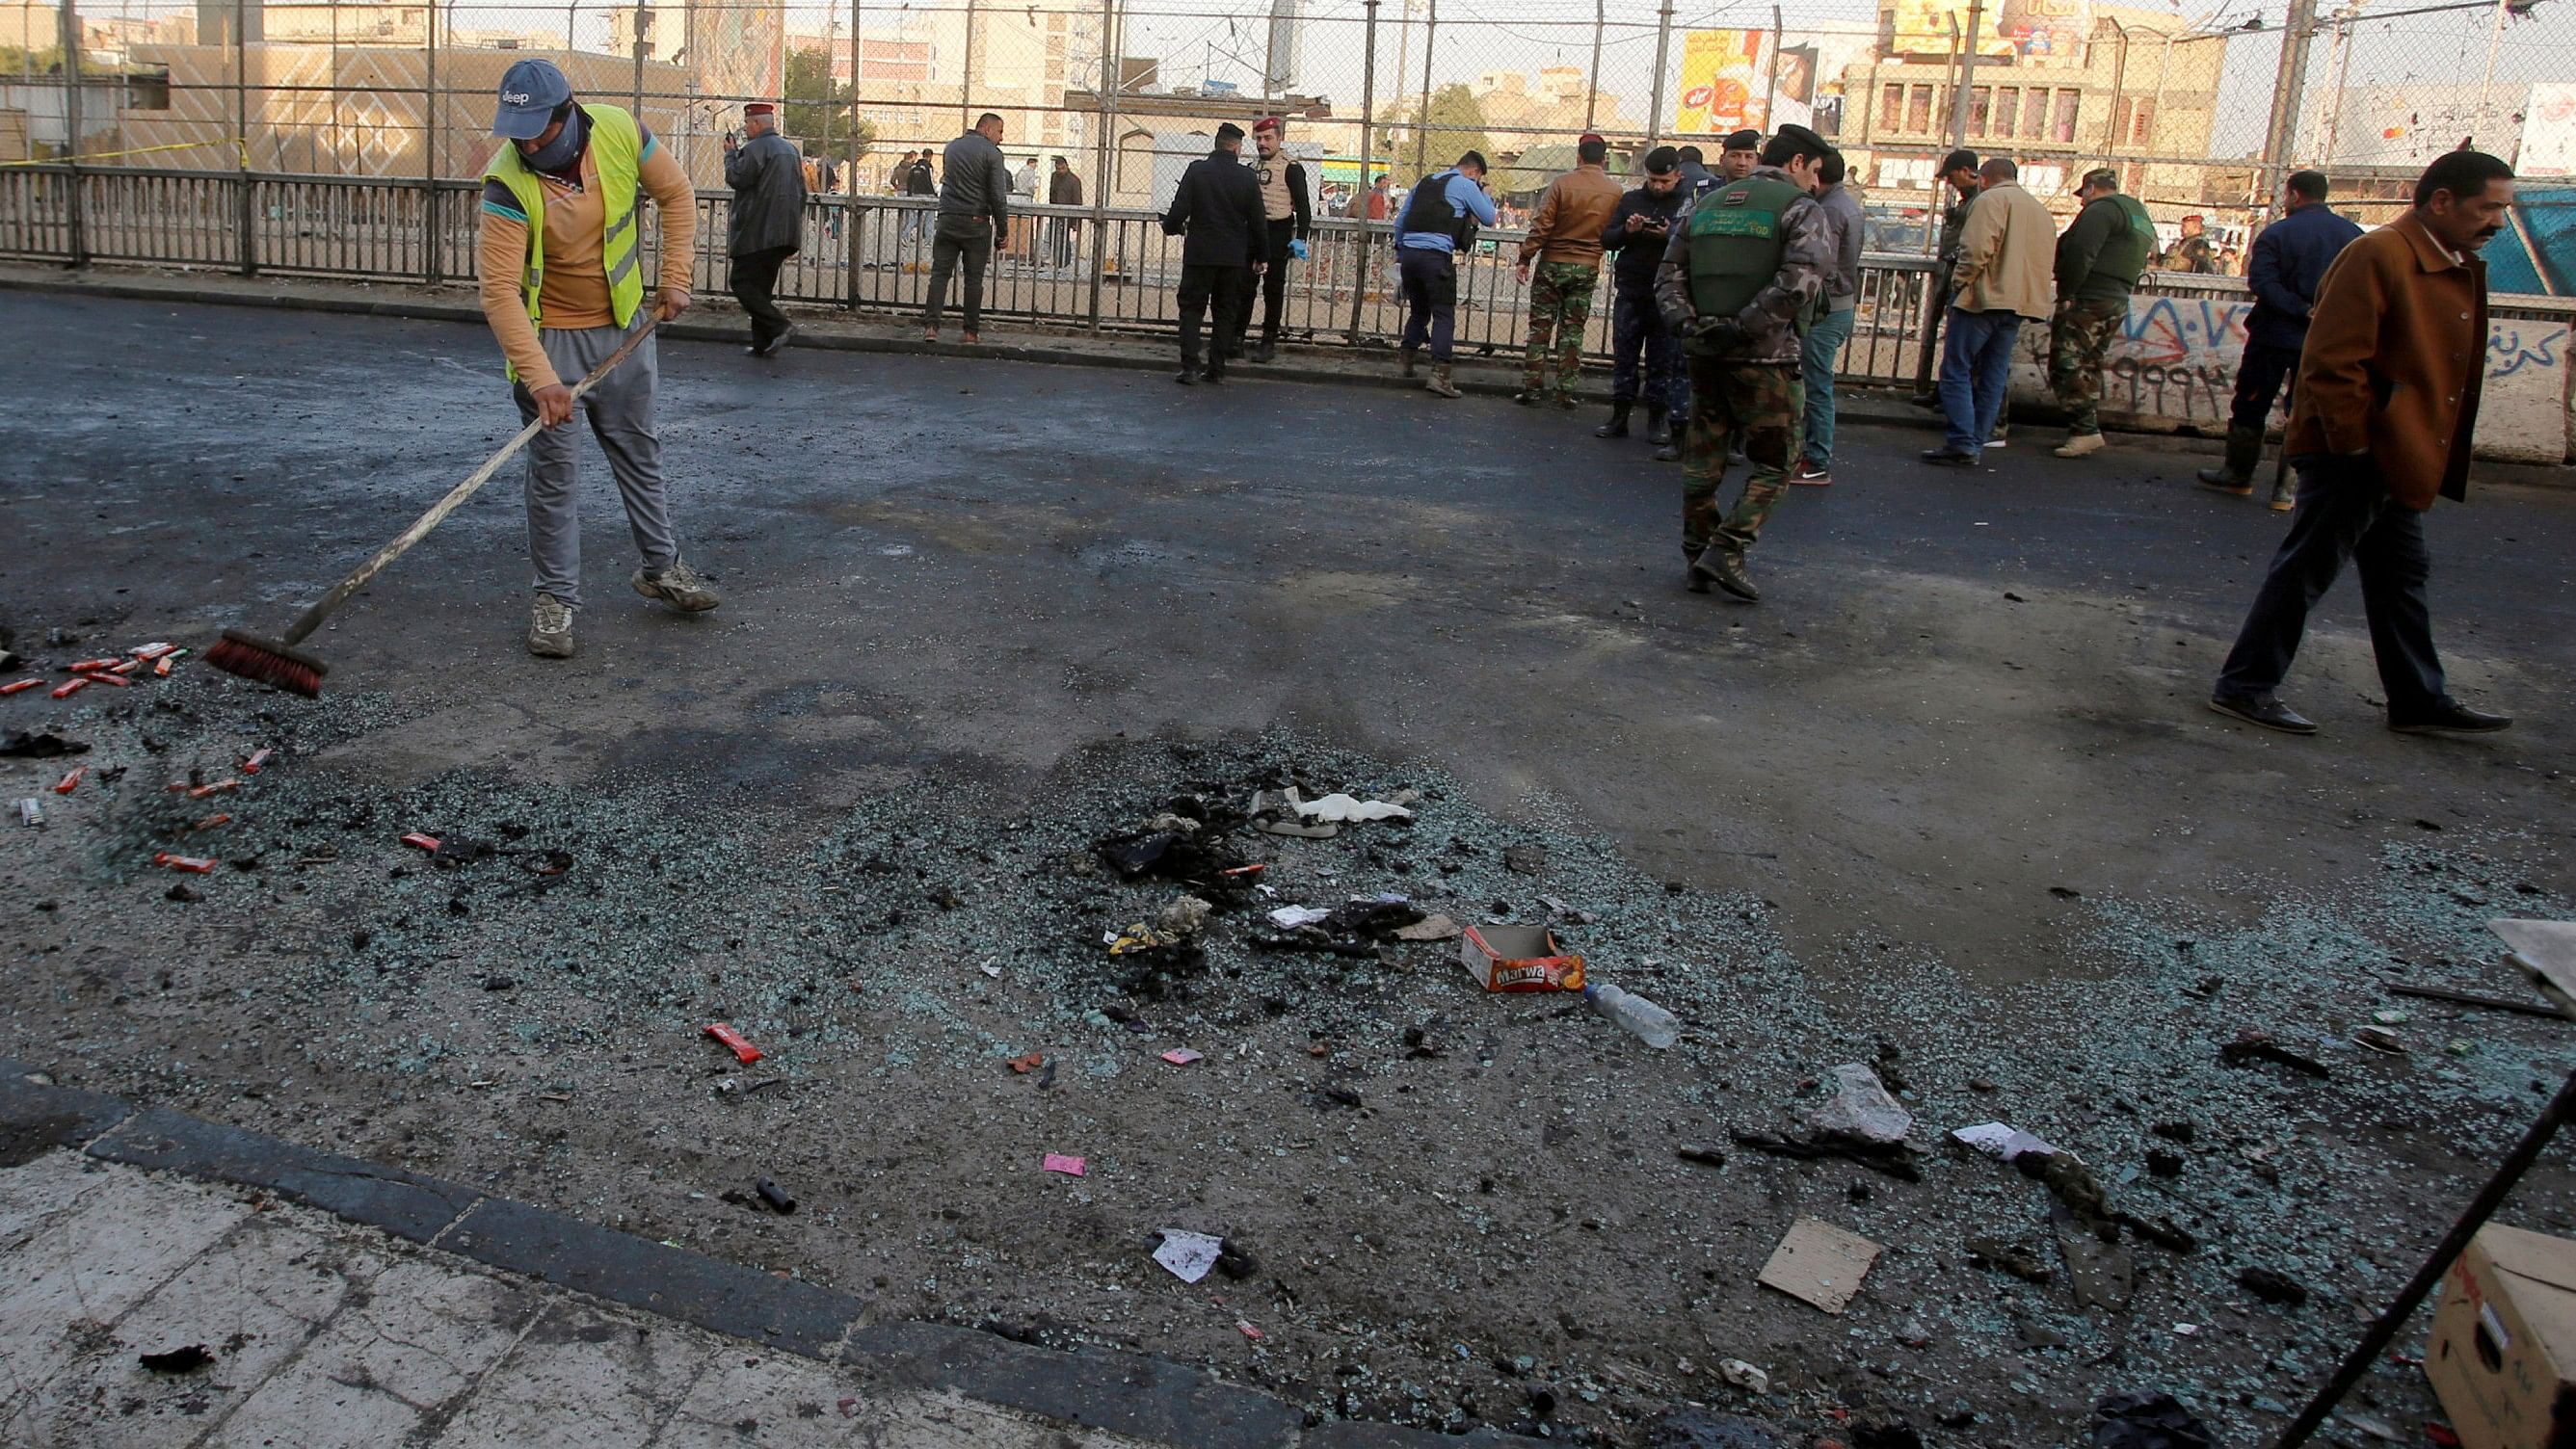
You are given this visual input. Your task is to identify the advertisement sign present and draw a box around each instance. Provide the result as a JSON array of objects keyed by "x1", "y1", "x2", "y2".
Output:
[
  {"x1": 1883, "y1": 0, "x2": 2017, "y2": 59},
  {"x1": 1672, "y1": 29, "x2": 1768, "y2": 136},
  {"x1": 2524, "y1": 83, "x2": 2576, "y2": 175}
]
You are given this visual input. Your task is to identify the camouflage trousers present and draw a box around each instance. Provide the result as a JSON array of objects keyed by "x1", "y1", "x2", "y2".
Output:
[
  {"x1": 1682, "y1": 356, "x2": 1803, "y2": 560},
  {"x1": 1522, "y1": 261, "x2": 1599, "y2": 398},
  {"x1": 2049, "y1": 297, "x2": 2126, "y2": 435}
]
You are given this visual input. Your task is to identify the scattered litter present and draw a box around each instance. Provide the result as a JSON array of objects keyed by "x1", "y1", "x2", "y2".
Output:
[
  {"x1": 1293, "y1": 792, "x2": 1413, "y2": 823},
  {"x1": 979, "y1": 961, "x2": 1002, "y2": 979},
  {"x1": 1268, "y1": 906, "x2": 1332, "y2": 929},
  {"x1": 2, "y1": 733, "x2": 90, "y2": 759},
  {"x1": 130, "y1": 642, "x2": 178, "y2": 661},
  {"x1": 1235, "y1": 1319, "x2": 1263, "y2": 1341},
  {"x1": 66, "y1": 657, "x2": 119, "y2": 672},
  {"x1": 1155, "y1": 895, "x2": 1213, "y2": 939},
  {"x1": 2089, "y1": 1389, "x2": 2213, "y2": 1449},
  {"x1": 1458, "y1": 924, "x2": 1584, "y2": 992},
  {"x1": 2218, "y1": 1029, "x2": 2330, "y2": 1078},
  {"x1": 754, "y1": 1176, "x2": 796, "y2": 1213},
  {"x1": 2054, "y1": 1200, "x2": 2137, "y2": 1312},
  {"x1": 1042, "y1": 1153, "x2": 1086, "y2": 1176},
  {"x1": 1756, "y1": 1217, "x2": 1880, "y2": 1315},
  {"x1": 1152, "y1": 1228, "x2": 1225, "y2": 1283},
  {"x1": 1246, "y1": 789, "x2": 1341, "y2": 838},
  {"x1": 2172, "y1": 1322, "x2": 2200, "y2": 1337},
  {"x1": 186, "y1": 778, "x2": 243, "y2": 801},
  {"x1": 1952, "y1": 1122, "x2": 2064, "y2": 1163},
  {"x1": 1675, "y1": 1145, "x2": 1728, "y2": 1169},
  {"x1": 192, "y1": 813, "x2": 231, "y2": 831},
  {"x1": 241, "y1": 747, "x2": 275, "y2": 774},
  {"x1": 1810, "y1": 1064, "x2": 1912, "y2": 1145},
  {"x1": 2352, "y1": 1025, "x2": 2406, "y2": 1053},
  {"x1": 1717, "y1": 1358, "x2": 1769, "y2": 1395},
  {"x1": 1732, "y1": 1130, "x2": 1922, "y2": 1182},
  {"x1": 1161, "y1": 1048, "x2": 1203, "y2": 1067},
  {"x1": 704, "y1": 1023, "x2": 764, "y2": 1065},
  {"x1": 1394, "y1": 913, "x2": 1461, "y2": 942},
  {"x1": 0, "y1": 678, "x2": 43, "y2": 696},
  {"x1": 76, "y1": 670, "x2": 130, "y2": 688},
  {"x1": 2387, "y1": 982, "x2": 2565, "y2": 1019},
  {"x1": 2338, "y1": 1411, "x2": 2401, "y2": 1442},
  {"x1": 155, "y1": 654, "x2": 178, "y2": 676},
  {"x1": 15, "y1": 798, "x2": 41, "y2": 829},
  {"x1": 1106, "y1": 923, "x2": 1171, "y2": 956},
  {"x1": 152, "y1": 854, "x2": 215, "y2": 874},
  {"x1": 1540, "y1": 895, "x2": 1597, "y2": 924},
  {"x1": 1586, "y1": 982, "x2": 1679, "y2": 1047},
  {"x1": 1502, "y1": 844, "x2": 1547, "y2": 875},
  {"x1": 1966, "y1": 1236, "x2": 2054, "y2": 1283},
  {"x1": 46, "y1": 679, "x2": 84, "y2": 699},
  {"x1": 138, "y1": 1345, "x2": 214, "y2": 1373},
  {"x1": 51, "y1": 766, "x2": 84, "y2": 795},
  {"x1": 1006, "y1": 1052, "x2": 1045, "y2": 1074}
]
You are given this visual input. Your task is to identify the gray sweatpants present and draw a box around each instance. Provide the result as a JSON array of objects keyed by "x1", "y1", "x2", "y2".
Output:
[{"x1": 511, "y1": 313, "x2": 679, "y2": 608}]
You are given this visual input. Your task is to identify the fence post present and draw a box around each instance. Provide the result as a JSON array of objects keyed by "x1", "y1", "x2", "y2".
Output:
[
  {"x1": 1644, "y1": 2, "x2": 1671, "y2": 147},
  {"x1": 1583, "y1": 0, "x2": 1602, "y2": 132},
  {"x1": 425, "y1": 0, "x2": 440, "y2": 284},
  {"x1": 1764, "y1": 5, "x2": 1781, "y2": 127},
  {"x1": 847, "y1": 0, "x2": 863, "y2": 311},
  {"x1": 1947, "y1": 0, "x2": 1982, "y2": 145},
  {"x1": 1408, "y1": 0, "x2": 1434, "y2": 179},
  {"x1": 2258, "y1": 0, "x2": 2318, "y2": 231},
  {"x1": 235, "y1": 0, "x2": 254, "y2": 275},
  {"x1": 1084, "y1": 0, "x2": 1116, "y2": 334},
  {"x1": 1345, "y1": 0, "x2": 1378, "y2": 343},
  {"x1": 61, "y1": 0, "x2": 84, "y2": 267}
]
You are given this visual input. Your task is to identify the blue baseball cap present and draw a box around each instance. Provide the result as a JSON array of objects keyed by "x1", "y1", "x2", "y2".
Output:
[{"x1": 491, "y1": 58, "x2": 571, "y2": 140}]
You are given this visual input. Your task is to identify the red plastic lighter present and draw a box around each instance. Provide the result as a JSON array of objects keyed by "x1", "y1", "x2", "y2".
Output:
[
  {"x1": 154, "y1": 854, "x2": 216, "y2": 873},
  {"x1": 77, "y1": 672, "x2": 131, "y2": 688},
  {"x1": 153, "y1": 656, "x2": 176, "y2": 677},
  {"x1": 194, "y1": 813, "x2": 231, "y2": 830},
  {"x1": 66, "y1": 658, "x2": 119, "y2": 672},
  {"x1": 1, "y1": 678, "x2": 41, "y2": 696},
  {"x1": 704, "y1": 1023, "x2": 764, "y2": 1065},
  {"x1": 187, "y1": 779, "x2": 242, "y2": 800},
  {"x1": 107, "y1": 660, "x2": 141, "y2": 675},
  {"x1": 49, "y1": 678, "x2": 87, "y2": 699},
  {"x1": 400, "y1": 831, "x2": 440, "y2": 852},
  {"x1": 52, "y1": 766, "x2": 85, "y2": 795},
  {"x1": 242, "y1": 748, "x2": 275, "y2": 774}
]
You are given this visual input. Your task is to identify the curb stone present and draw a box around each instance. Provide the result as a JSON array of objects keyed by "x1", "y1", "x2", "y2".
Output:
[{"x1": 0, "y1": 1061, "x2": 1547, "y2": 1447}]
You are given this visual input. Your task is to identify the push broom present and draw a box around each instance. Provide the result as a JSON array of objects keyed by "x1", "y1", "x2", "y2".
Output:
[{"x1": 206, "y1": 316, "x2": 659, "y2": 698}]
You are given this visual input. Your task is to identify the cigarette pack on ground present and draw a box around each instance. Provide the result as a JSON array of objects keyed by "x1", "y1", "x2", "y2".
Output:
[
  {"x1": 1457, "y1": 924, "x2": 1585, "y2": 992},
  {"x1": 2427, "y1": 1224, "x2": 2576, "y2": 1449}
]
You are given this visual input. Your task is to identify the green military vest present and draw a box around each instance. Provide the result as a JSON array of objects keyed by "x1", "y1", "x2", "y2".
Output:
[
  {"x1": 483, "y1": 103, "x2": 647, "y2": 375},
  {"x1": 1683, "y1": 173, "x2": 1803, "y2": 353}
]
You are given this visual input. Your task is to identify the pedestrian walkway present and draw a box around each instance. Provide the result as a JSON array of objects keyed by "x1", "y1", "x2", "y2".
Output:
[{"x1": 0, "y1": 1067, "x2": 1526, "y2": 1449}]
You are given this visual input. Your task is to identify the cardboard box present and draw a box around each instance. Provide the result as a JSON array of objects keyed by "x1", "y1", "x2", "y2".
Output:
[
  {"x1": 2427, "y1": 1225, "x2": 2576, "y2": 1449},
  {"x1": 1457, "y1": 924, "x2": 1584, "y2": 993}
]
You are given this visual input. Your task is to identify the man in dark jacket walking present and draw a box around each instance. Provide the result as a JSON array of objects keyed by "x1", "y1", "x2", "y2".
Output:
[
  {"x1": 1595, "y1": 145, "x2": 1686, "y2": 444},
  {"x1": 923, "y1": 113, "x2": 1011, "y2": 343},
  {"x1": 1235, "y1": 116, "x2": 1314, "y2": 363},
  {"x1": 1048, "y1": 156, "x2": 1084, "y2": 265},
  {"x1": 1162, "y1": 122, "x2": 1266, "y2": 384},
  {"x1": 2208, "y1": 150, "x2": 2516, "y2": 739},
  {"x1": 2198, "y1": 170, "x2": 2361, "y2": 507},
  {"x1": 723, "y1": 102, "x2": 806, "y2": 357}
]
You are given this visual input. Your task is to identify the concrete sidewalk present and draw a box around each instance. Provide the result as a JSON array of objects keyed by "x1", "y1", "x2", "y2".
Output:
[{"x1": 0, "y1": 1067, "x2": 1528, "y2": 1449}]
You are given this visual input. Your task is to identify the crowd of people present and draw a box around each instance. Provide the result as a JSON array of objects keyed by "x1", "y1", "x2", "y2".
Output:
[{"x1": 473, "y1": 57, "x2": 2521, "y2": 739}]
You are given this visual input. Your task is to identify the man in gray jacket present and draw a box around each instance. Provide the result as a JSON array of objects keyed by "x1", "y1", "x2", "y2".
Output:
[
  {"x1": 923, "y1": 112, "x2": 1012, "y2": 343},
  {"x1": 1794, "y1": 149, "x2": 1863, "y2": 484},
  {"x1": 723, "y1": 102, "x2": 806, "y2": 357}
]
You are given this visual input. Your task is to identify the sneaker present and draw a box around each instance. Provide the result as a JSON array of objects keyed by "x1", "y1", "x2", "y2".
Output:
[
  {"x1": 633, "y1": 558, "x2": 721, "y2": 613},
  {"x1": 1984, "y1": 432, "x2": 2008, "y2": 450},
  {"x1": 527, "y1": 593, "x2": 575, "y2": 658},
  {"x1": 754, "y1": 321, "x2": 798, "y2": 358},
  {"x1": 1512, "y1": 390, "x2": 1543, "y2": 407},
  {"x1": 2054, "y1": 431, "x2": 2107, "y2": 459},
  {"x1": 1792, "y1": 458, "x2": 1832, "y2": 486}
]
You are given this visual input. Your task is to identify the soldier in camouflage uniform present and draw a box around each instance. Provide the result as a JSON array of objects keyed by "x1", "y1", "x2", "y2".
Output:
[
  {"x1": 1655, "y1": 124, "x2": 1835, "y2": 603},
  {"x1": 1513, "y1": 134, "x2": 1623, "y2": 407},
  {"x1": 2048, "y1": 168, "x2": 2157, "y2": 458}
]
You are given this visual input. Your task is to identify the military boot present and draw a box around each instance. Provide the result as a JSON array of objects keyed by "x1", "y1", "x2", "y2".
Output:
[
  {"x1": 1400, "y1": 346, "x2": 1420, "y2": 380},
  {"x1": 2195, "y1": 425, "x2": 2263, "y2": 496},
  {"x1": 1424, "y1": 364, "x2": 1462, "y2": 399},
  {"x1": 1645, "y1": 406, "x2": 1671, "y2": 446},
  {"x1": 1594, "y1": 403, "x2": 1633, "y2": 439}
]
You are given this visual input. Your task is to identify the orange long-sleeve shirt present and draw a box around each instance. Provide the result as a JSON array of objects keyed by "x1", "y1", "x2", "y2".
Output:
[{"x1": 476, "y1": 119, "x2": 696, "y2": 390}]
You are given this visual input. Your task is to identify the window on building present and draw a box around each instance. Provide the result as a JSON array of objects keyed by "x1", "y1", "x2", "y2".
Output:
[
  {"x1": 124, "y1": 66, "x2": 171, "y2": 110},
  {"x1": 1906, "y1": 83, "x2": 1931, "y2": 133},
  {"x1": 1994, "y1": 86, "x2": 2018, "y2": 137},
  {"x1": 2052, "y1": 90, "x2": 2079, "y2": 143},
  {"x1": 1969, "y1": 86, "x2": 1991, "y2": 137},
  {"x1": 1880, "y1": 82, "x2": 1902, "y2": 131},
  {"x1": 2022, "y1": 87, "x2": 2048, "y2": 137}
]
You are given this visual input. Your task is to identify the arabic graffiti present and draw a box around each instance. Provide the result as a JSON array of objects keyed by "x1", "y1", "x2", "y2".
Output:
[{"x1": 2487, "y1": 326, "x2": 2565, "y2": 381}]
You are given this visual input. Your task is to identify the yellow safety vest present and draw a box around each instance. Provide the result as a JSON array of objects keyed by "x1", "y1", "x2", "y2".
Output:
[{"x1": 482, "y1": 103, "x2": 647, "y2": 357}]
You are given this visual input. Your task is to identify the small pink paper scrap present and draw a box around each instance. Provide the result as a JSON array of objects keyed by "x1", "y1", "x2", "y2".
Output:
[
  {"x1": 1162, "y1": 1048, "x2": 1204, "y2": 1067},
  {"x1": 1042, "y1": 1153, "x2": 1086, "y2": 1176}
]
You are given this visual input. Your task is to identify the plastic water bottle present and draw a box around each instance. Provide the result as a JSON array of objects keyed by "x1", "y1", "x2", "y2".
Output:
[{"x1": 1584, "y1": 984, "x2": 1679, "y2": 1049}]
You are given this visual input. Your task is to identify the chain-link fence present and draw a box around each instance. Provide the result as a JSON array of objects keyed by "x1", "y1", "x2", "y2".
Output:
[{"x1": 2, "y1": 0, "x2": 2569, "y2": 317}]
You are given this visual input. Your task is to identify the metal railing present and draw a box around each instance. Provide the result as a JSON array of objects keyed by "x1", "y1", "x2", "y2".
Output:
[{"x1": 0, "y1": 164, "x2": 1949, "y2": 382}]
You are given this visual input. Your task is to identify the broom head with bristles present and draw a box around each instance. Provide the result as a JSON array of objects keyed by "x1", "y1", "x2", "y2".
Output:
[{"x1": 204, "y1": 627, "x2": 328, "y2": 698}]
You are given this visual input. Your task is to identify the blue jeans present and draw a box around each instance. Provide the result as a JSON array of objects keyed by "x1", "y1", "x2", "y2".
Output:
[
  {"x1": 1938, "y1": 306, "x2": 2021, "y2": 455},
  {"x1": 1607, "y1": 286, "x2": 1678, "y2": 408},
  {"x1": 1800, "y1": 305, "x2": 1854, "y2": 466}
]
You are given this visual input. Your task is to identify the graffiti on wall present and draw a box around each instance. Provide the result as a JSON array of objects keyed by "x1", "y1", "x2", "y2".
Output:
[{"x1": 2487, "y1": 325, "x2": 2565, "y2": 381}]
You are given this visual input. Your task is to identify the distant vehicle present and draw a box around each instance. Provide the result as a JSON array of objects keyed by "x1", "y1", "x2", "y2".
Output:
[{"x1": 1862, "y1": 203, "x2": 1930, "y2": 256}]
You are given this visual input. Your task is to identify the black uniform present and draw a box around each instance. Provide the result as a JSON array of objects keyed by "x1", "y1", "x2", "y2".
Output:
[{"x1": 1161, "y1": 143, "x2": 1266, "y2": 377}]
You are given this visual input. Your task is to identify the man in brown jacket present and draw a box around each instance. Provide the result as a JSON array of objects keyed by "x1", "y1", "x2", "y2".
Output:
[
  {"x1": 1512, "y1": 133, "x2": 1623, "y2": 408},
  {"x1": 2209, "y1": 150, "x2": 2516, "y2": 736},
  {"x1": 1921, "y1": 157, "x2": 2055, "y2": 465}
]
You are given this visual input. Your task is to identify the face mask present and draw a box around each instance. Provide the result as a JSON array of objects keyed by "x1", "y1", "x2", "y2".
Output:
[{"x1": 523, "y1": 108, "x2": 585, "y2": 173}]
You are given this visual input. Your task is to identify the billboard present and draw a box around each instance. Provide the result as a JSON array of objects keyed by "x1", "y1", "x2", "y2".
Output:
[
  {"x1": 1882, "y1": 0, "x2": 2018, "y2": 59},
  {"x1": 2523, "y1": 82, "x2": 2576, "y2": 175},
  {"x1": 1672, "y1": 30, "x2": 1826, "y2": 136}
]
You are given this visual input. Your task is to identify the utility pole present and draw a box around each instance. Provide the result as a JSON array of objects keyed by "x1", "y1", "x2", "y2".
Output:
[
  {"x1": 1644, "y1": 0, "x2": 1672, "y2": 147},
  {"x1": 1946, "y1": 0, "x2": 1982, "y2": 145},
  {"x1": 2258, "y1": 0, "x2": 2319, "y2": 219},
  {"x1": 62, "y1": 0, "x2": 84, "y2": 265}
]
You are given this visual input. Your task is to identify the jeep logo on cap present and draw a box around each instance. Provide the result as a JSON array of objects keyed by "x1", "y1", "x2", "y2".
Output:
[{"x1": 503, "y1": 91, "x2": 532, "y2": 103}]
